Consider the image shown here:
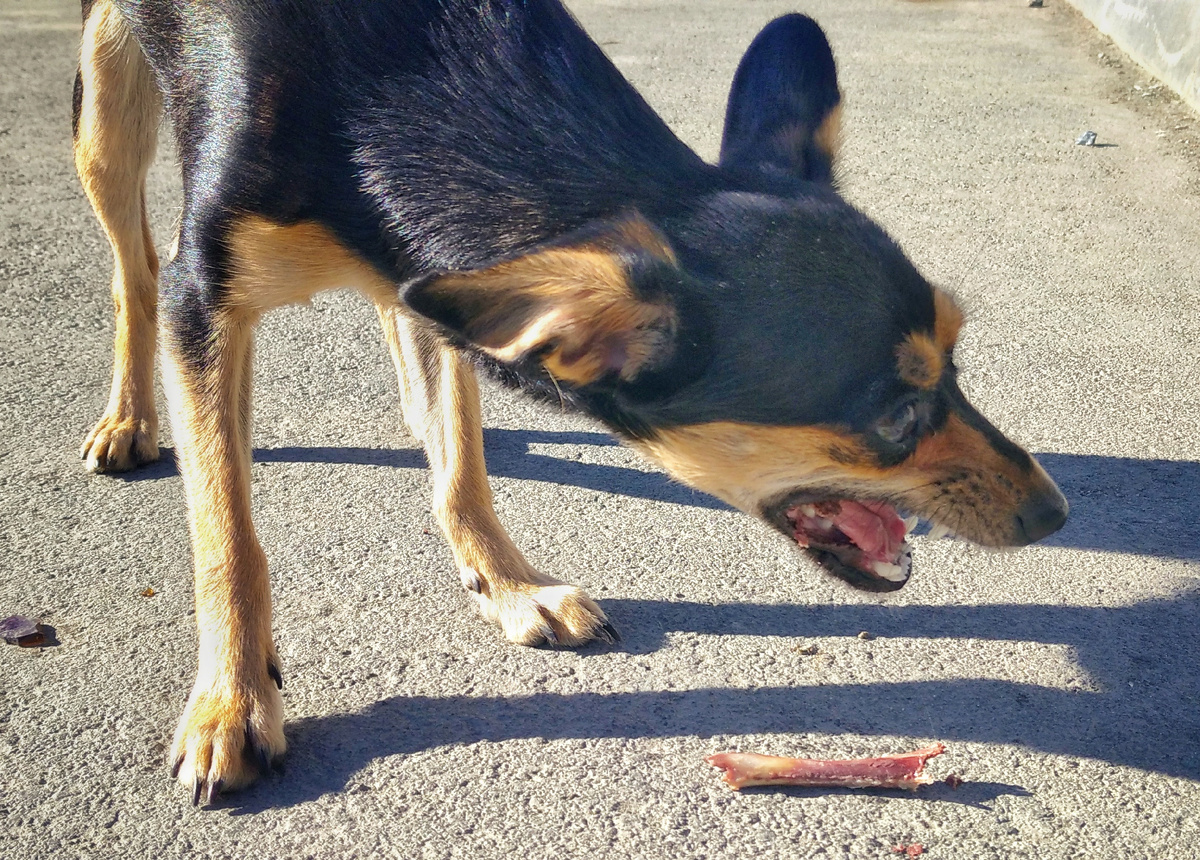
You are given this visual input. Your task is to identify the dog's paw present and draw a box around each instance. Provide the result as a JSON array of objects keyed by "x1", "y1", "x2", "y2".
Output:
[
  {"x1": 169, "y1": 660, "x2": 286, "y2": 805},
  {"x1": 463, "y1": 569, "x2": 618, "y2": 647},
  {"x1": 81, "y1": 411, "x2": 158, "y2": 472}
]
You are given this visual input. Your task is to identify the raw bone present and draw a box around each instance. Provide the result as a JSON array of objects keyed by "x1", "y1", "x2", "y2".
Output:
[{"x1": 706, "y1": 743, "x2": 945, "y2": 790}]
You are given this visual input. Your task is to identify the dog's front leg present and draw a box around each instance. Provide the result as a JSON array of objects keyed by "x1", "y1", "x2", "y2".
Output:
[
  {"x1": 378, "y1": 305, "x2": 615, "y2": 646},
  {"x1": 162, "y1": 266, "x2": 285, "y2": 803}
]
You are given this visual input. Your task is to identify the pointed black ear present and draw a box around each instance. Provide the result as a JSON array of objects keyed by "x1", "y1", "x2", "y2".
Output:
[
  {"x1": 720, "y1": 14, "x2": 842, "y2": 184},
  {"x1": 402, "y1": 214, "x2": 679, "y2": 386}
]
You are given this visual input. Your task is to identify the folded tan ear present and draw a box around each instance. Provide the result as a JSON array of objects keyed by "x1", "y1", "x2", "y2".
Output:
[{"x1": 402, "y1": 214, "x2": 679, "y2": 386}]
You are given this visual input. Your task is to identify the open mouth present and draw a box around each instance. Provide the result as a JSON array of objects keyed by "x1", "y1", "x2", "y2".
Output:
[{"x1": 771, "y1": 497, "x2": 919, "y2": 592}]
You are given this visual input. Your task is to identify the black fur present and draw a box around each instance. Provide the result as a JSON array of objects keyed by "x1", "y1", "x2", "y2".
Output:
[
  {"x1": 71, "y1": 69, "x2": 83, "y2": 140},
  {"x1": 116, "y1": 0, "x2": 931, "y2": 453},
  {"x1": 82, "y1": 0, "x2": 1070, "y2": 610},
  {"x1": 720, "y1": 13, "x2": 842, "y2": 183}
]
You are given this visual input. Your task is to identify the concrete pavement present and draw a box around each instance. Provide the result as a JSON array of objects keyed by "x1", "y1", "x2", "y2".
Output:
[{"x1": 2, "y1": 0, "x2": 1198, "y2": 857}]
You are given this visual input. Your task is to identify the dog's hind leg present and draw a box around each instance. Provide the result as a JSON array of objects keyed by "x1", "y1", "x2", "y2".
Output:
[
  {"x1": 74, "y1": 0, "x2": 162, "y2": 472},
  {"x1": 377, "y1": 304, "x2": 615, "y2": 647}
]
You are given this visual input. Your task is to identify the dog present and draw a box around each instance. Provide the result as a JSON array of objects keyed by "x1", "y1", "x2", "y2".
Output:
[{"x1": 72, "y1": 0, "x2": 1068, "y2": 804}]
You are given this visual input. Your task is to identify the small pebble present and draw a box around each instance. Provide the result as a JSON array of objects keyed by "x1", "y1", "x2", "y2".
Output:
[
  {"x1": 857, "y1": 631, "x2": 873, "y2": 641},
  {"x1": 945, "y1": 773, "x2": 964, "y2": 789},
  {"x1": 1076, "y1": 130, "x2": 1097, "y2": 146},
  {"x1": 1029, "y1": 0, "x2": 1044, "y2": 7},
  {"x1": 794, "y1": 643, "x2": 819, "y2": 655}
]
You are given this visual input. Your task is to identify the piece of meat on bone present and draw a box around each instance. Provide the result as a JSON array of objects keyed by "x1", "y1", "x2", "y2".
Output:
[{"x1": 706, "y1": 744, "x2": 946, "y2": 790}]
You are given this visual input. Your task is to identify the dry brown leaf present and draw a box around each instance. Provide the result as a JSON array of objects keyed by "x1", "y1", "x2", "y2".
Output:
[{"x1": 1, "y1": 615, "x2": 47, "y2": 647}]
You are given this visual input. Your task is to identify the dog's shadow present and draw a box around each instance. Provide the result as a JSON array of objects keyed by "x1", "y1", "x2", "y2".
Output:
[
  {"x1": 221, "y1": 589, "x2": 1200, "y2": 813},
  {"x1": 120, "y1": 429, "x2": 727, "y2": 510},
  {"x1": 121, "y1": 433, "x2": 1200, "y2": 809}
]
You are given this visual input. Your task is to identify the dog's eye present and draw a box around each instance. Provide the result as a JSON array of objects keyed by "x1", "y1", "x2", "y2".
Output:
[{"x1": 877, "y1": 401, "x2": 920, "y2": 445}]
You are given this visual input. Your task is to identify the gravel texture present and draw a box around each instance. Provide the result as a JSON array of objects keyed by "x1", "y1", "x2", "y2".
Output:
[{"x1": 2, "y1": 1, "x2": 1198, "y2": 857}]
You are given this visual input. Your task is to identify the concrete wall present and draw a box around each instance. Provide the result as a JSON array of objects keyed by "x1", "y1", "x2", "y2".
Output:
[{"x1": 1065, "y1": 0, "x2": 1200, "y2": 113}]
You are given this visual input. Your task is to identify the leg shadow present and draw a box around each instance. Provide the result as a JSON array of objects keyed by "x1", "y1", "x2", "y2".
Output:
[{"x1": 224, "y1": 591, "x2": 1199, "y2": 812}]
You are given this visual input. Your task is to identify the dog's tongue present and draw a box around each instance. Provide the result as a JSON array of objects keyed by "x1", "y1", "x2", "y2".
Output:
[{"x1": 834, "y1": 500, "x2": 907, "y2": 563}]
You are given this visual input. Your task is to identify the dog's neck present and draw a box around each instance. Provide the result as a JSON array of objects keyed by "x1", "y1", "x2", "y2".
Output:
[{"x1": 348, "y1": 0, "x2": 720, "y2": 274}]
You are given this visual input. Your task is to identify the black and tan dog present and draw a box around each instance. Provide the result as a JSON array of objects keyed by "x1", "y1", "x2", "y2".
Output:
[{"x1": 73, "y1": 0, "x2": 1067, "y2": 803}]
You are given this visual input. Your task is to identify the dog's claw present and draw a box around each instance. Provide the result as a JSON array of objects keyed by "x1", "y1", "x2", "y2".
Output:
[
  {"x1": 267, "y1": 661, "x2": 283, "y2": 690},
  {"x1": 535, "y1": 606, "x2": 561, "y2": 645},
  {"x1": 256, "y1": 744, "x2": 273, "y2": 776},
  {"x1": 598, "y1": 621, "x2": 621, "y2": 644},
  {"x1": 243, "y1": 721, "x2": 275, "y2": 776},
  {"x1": 205, "y1": 779, "x2": 224, "y2": 805},
  {"x1": 461, "y1": 568, "x2": 484, "y2": 594},
  {"x1": 171, "y1": 664, "x2": 286, "y2": 801}
]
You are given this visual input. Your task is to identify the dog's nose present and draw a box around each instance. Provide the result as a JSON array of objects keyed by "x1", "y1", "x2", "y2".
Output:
[{"x1": 1014, "y1": 489, "x2": 1069, "y2": 544}]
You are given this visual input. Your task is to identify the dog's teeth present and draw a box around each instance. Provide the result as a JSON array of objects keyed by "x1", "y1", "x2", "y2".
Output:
[
  {"x1": 929, "y1": 523, "x2": 951, "y2": 540},
  {"x1": 799, "y1": 504, "x2": 816, "y2": 517},
  {"x1": 903, "y1": 515, "x2": 919, "y2": 533},
  {"x1": 871, "y1": 560, "x2": 907, "y2": 582}
]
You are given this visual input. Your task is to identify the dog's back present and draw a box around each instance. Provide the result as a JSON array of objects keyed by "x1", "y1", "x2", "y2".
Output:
[{"x1": 100, "y1": 0, "x2": 724, "y2": 279}]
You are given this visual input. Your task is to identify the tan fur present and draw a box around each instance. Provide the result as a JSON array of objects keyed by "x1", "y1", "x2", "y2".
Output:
[
  {"x1": 635, "y1": 414, "x2": 1059, "y2": 547},
  {"x1": 166, "y1": 207, "x2": 612, "y2": 795},
  {"x1": 813, "y1": 101, "x2": 843, "y2": 162},
  {"x1": 375, "y1": 306, "x2": 610, "y2": 645},
  {"x1": 601, "y1": 214, "x2": 678, "y2": 265},
  {"x1": 224, "y1": 216, "x2": 614, "y2": 644},
  {"x1": 896, "y1": 332, "x2": 944, "y2": 389},
  {"x1": 933, "y1": 288, "x2": 964, "y2": 353},
  {"x1": 223, "y1": 215, "x2": 642, "y2": 645},
  {"x1": 422, "y1": 244, "x2": 675, "y2": 386},
  {"x1": 75, "y1": 0, "x2": 163, "y2": 472},
  {"x1": 894, "y1": 289, "x2": 963, "y2": 389},
  {"x1": 906, "y1": 413, "x2": 1062, "y2": 543},
  {"x1": 223, "y1": 217, "x2": 397, "y2": 310},
  {"x1": 162, "y1": 315, "x2": 285, "y2": 794},
  {"x1": 635, "y1": 422, "x2": 856, "y2": 514},
  {"x1": 768, "y1": 102, "x2": 843, "y2": 171}
]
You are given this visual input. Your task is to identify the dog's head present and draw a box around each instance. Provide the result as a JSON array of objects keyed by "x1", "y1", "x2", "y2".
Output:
[{"x1": 401, "y1": 14, "x2": 1067, "y2": 591}]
